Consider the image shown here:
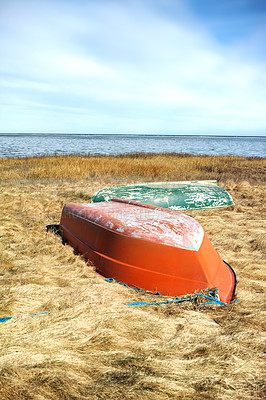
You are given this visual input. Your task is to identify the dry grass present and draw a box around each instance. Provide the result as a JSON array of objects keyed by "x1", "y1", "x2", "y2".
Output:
[
  {"x1": 0, "y1": 153, "x2": 265, "y2": 184},
  {"x1": 0, "y1": 154, "x2": 265, "y2": 399}
]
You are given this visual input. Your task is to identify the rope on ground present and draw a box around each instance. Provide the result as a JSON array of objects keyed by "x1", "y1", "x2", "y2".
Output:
[
  {"x1": 0, "y1": 312, "x2": 50, "y2": 323},
  {"x1": 0, "y1": 280, "x2": 236, "y2": 323},
  {"x1": 105, "y1": 278, "x2": 237, "y2": 307}
]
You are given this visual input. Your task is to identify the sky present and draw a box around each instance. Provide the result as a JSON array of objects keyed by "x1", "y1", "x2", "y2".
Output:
[{"x1": 0, "y1": 0, "x2": 266, "y2": 135}]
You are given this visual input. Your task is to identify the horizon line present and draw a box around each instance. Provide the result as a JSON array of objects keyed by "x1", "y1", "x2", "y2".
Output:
[{"x1": 0, "y1": 133, "x2": 265, "y2": 138}]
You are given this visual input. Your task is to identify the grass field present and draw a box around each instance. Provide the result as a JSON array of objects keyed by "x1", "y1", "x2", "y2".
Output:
[{"x1": 0, "y1": 154, "x2": 265, "y2": 399}]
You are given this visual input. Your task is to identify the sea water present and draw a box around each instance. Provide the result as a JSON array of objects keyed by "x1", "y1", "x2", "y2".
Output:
[{"x1": 0, "y1": 134, "x2": 265, "y2": 158}]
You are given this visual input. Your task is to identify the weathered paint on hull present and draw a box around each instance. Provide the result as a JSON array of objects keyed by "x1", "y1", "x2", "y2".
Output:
[
  {"x1": 91, "y1": 180, "x2": 234, "y2": 210},
  {"x1": 59, "y1": 199, "x2": 236, "y2": 303}
]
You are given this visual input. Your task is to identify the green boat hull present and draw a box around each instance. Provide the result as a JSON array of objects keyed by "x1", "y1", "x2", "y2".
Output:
[{"x1": 91, "y1": 180, "x2": 234, "y2": 210}]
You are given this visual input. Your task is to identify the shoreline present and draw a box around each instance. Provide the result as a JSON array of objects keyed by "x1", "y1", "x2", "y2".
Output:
[{"x1": 1, "y1": 151, "x2": 266, "y2": 160}]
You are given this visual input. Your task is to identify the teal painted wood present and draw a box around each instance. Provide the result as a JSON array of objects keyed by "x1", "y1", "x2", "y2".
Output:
[{"x1": 91, "y1": 181, "x2": 234, "y2": 210}]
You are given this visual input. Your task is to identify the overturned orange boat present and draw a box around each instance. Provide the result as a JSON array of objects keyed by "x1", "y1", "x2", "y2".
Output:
[{"x1": 59, "y1": 199, "x2": 236, "y2": 303}]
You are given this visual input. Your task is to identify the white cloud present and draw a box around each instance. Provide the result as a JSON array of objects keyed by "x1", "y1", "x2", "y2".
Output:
[
  {"x1": 0, "y1": 77, "x2": 56, "y2": 92},
  {"x1": 0, "y1": 0, "x2": 265, "y2": 134}
]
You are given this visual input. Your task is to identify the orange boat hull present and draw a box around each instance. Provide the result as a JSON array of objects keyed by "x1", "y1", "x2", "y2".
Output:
[{"x1": 59, "y1": 200, "x2": 236, "y2": 303}]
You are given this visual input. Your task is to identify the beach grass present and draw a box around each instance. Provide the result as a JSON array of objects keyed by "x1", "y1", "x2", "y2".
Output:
[
  {"x1": 0, "y1": 154, "x2": 265, "y2": 399},
  {"x1": 1, "y1": 153, "x2": 265, "y2": 183}
]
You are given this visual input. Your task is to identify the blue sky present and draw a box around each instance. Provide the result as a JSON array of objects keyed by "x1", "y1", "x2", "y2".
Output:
[{"x1": 0, "y1": 0, "x2": 265, "y2": 135}]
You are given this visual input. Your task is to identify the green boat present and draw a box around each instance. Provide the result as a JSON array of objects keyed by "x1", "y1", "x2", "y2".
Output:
[{"x1": 91, "y1": 180, "x2": 234, "y2": 211}]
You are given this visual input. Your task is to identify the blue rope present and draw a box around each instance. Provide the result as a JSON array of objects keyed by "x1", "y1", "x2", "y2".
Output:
[
  {"x1": 1, "y1": 281, "x2": 234, "y2": 323},
  {"x1": 126, "y1": 295, "x2": 227, "y2": 307},
  {"x1": 127, "y1": 298, "x2": 190, "y2": 307},
  {"x1": 0, "y1": 312, "x2": 50, "y2": 323},
  {"x1": 105, "y1": 278, "x2": 236, "y2": 307},
  {"x1": 0, "y1": 317, "x2": 12, "y2": 323}
]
